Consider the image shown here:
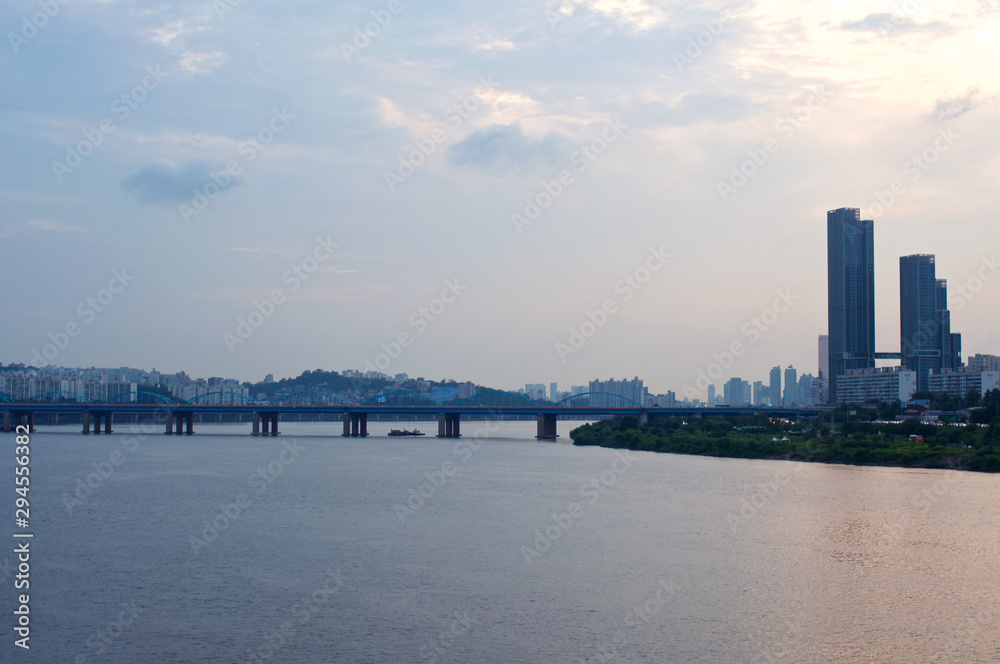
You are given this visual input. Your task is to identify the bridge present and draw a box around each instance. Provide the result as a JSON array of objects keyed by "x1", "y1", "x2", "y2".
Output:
[{"x1": 0, "y1": 390, "x2": 826, "y2": 439}]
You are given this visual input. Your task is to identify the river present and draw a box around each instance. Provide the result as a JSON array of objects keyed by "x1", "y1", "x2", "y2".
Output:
[{"x1": 2, "y1": 421, "x2": 998, "y2": 662}]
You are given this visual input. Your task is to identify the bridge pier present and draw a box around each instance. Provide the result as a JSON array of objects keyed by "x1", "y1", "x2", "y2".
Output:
[
  {"x1": 639, "y1": 411, "x2": 648, "y2": 426},
  {"x1": 165, "y1": 412, "x2": 193, "y2": 435},
  {"x1": 15, "y1": 411, "x2": 36, "y2": 433},
  {"x1": 255, "y1": 413, "x2": 279, "y2": 436},
  {"x1": 3, "y1": 410, "x2": 11, "y2": 433},
  {"x1": 536, "y1": 413, "x2": 558, "y2": 439},
  {"x1": 342, "y1": 412, "x2": 368, "y2": 437},
  {"x1": 87, "y1": 411, "x2": 107, "y2": 434},
  {"x1": 437, "y1": 413, "x2": 460, "y2": 438}
]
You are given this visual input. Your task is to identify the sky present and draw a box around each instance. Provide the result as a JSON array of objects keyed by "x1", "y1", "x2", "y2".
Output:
[{"x1": 1, "y1": 0, "x2": 998, "y2": 395}]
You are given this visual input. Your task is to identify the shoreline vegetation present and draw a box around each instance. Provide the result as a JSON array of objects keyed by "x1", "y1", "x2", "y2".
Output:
[{"x1": 569, "y1": 403, "x2": 1000, "y2": 473}]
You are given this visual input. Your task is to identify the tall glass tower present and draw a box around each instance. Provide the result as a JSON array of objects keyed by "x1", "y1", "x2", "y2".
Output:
[
  {"x1": 900, "y1": 254, "x2": 939, "y2": 392},
  {"x1": 827, "y1": 207, "x2": 875, "y2": 402},
  {"x1": 900, "y1": 254, "x2": 958, "y2": 391}
]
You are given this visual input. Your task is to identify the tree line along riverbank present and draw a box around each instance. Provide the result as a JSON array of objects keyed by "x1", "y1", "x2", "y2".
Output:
[{"x1": 570, "y1": 402, "x2": 1000, "y2": 473}]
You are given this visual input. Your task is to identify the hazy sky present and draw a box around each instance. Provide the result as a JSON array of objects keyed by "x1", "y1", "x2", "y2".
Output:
[{"x1": 2, "y1": 0, "x2": 998, "y2": 394}]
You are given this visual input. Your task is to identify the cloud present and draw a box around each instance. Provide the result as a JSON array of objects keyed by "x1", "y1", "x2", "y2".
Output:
[
  {"x1": 837, "y1": 13, "x2": 952, "y2": 35},
  {"x1": 178, "y1": 51, "x2": 228, "y2": 74},
  {"x1": 446, "y1": 122, "x2": 572, "y2": 174},
  {"x1": 122, "y1": 161, "x2": 238, "y2": 205},
  {"x1": 927, "y1": 88, "x2": 983, "y2": 123}
]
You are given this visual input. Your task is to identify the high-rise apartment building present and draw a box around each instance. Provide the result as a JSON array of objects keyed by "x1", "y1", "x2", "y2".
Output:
[
  {"x1": 753, "y1": 380, "x2": 768, "y2": 406},
  {"x1": 783, "y1": 365, "x2": 798, "y2": 406},
  {"x1": 900, "y1": 254, "x2": 960, "y2": 392},
  {"x1": 968, "y1": 354, "x2": 1000, "y2": 373},
  {"x1": 899, "y1": 255, "x2": 940, "y2": 392},
  {"x1": 723, "y1": 378, "x2": 751, "y2": 406},
  {"x1": 827, "y1": 207, "x2": 875, "y2": 402},
  {"x1": 818, "y1": 335, "x2": 829, "y2": 378},
  {"x1": 588, "y1": 377, "x2": 647, "y2": 407},
  {"x1": 769, "y1": 366, "x2": 781, "y2": 406},
  {"x1": 797, "y1": 374, "x2": 814, "y2": 406}
]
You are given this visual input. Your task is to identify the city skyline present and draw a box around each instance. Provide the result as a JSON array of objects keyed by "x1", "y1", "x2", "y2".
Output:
[
  {"x1": 2, "y1": 1, "x2": 998, "y2": 394},
  {"x1": 8, "y1": 204, "x2": 994, "y2": 397}
]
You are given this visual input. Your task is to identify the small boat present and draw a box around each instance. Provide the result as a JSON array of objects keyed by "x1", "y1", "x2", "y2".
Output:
[{"x1": 388, "y1": 429, "x2": 425, "y2": 436}]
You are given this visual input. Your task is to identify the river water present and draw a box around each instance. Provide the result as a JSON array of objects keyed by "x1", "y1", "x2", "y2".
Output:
[{"x1": 2, "y1": 421, "x2": 998, "y2": 663}]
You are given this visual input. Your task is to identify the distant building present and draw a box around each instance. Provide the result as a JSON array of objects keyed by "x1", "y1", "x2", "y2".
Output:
[
  {"x1": 837, "y1": 367, "x2": 917, "y2": 404},
  {"x1": 812, "y1": 374, "x2": 827, "y2": 406},
  {"x1": 724, "y1": 377, "x2": 751, "y2": 406},
  {"x1": 707, "y1": 384, "x2": 716, "y2": 407},
  {"x1": 550, "y1": 382, "x2": 558, "y2": 401},
  {"x1": 783, "y1": 366, "x2": 797, "y2": 406},
  {"x1": 753, "y1": 380, "x2": 768, "y2": 406},
  {"x1": 928, "y1": 368, "x2": 1000, "y2": 399},
  {"x1": 457, "y1": 382, "x2": 476, "y2": 400},
  {"x1": 589, "y1": 377, "x2": 647, "y2": 407},
  {"x1": 648, "y1": 391, "x2": 677, "y2": 407},
  {"x1": 769, "y1": 366, "x2": 781, "y2": 406},
  {"x1": 950, "y1": 333, "x2": 963, "y2": 370},
  {"x1": 524, "y1": 383, "x2": 546, "y2": 401},
  {"x1": 968, "y1": 354, "x2": 1000, "y2": 374},
  {"x1": 818, "y1": 335, "x2": 829, "y2": 380},
  {"x1": 827, "y1": 207, "x2": 875, "y2": 403},
  {"x1": 263, "y1": 373, "x2": 274, "y2": 384},
  {"x1": 797, "y1": 374, "x2": 814, "y2": 406}
]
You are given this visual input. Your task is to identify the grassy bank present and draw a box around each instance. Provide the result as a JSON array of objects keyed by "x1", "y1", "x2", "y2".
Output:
[{"x1": 570, "y1": 414, "x2": 1000, "y2": 472}]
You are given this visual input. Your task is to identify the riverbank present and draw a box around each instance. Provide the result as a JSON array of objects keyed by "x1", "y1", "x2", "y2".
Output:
[{"x1": 569, "y1": 415, "x2": 1000, "y2": 472}]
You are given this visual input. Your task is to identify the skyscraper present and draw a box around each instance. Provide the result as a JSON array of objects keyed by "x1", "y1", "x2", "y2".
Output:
[
  {"x1": 827, "y1": 207, "x2": 875, "y2": 403},
  {"x1": 817, "y1": 334, "x2": 830, "y2": 403},
  {"x1": 783, "y1": 365, "x2": 798, "y2": 406},
  {"x1": 900, "y1": 254, "x2": 959, "y2": 391},
  {"x1": 724, "y1": 377, "x2": 743, "y2": 406},
  {"x1": 753, "y1": 380, "x2": 767, "y2": 405},
  {"x1": 798, "y1": 374, "x2": 814, "y2": 406},
  {"x1": 769, "y1": 365, "x2": 781, "y2": 405},
  {"x1": 900, "y1": 255, "x2": 939, "y2": 393}
]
